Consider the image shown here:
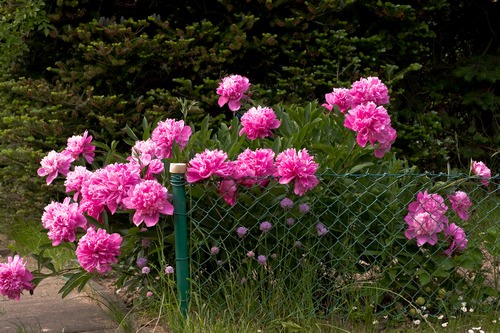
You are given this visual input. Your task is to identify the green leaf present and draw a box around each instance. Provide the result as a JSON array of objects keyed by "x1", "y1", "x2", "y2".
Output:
[{"x1": 59, "y1": 270, "x2": 93, "y2": 298}]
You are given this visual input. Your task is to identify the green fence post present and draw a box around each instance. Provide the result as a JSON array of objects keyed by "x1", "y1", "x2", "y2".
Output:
[{"x1": 169, "y1": 163, "x2": 189, "y2": 317}]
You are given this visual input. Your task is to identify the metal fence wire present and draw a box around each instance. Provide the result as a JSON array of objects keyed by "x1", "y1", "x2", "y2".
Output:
[{"x1": 186, "y1": 171, "x2": 499, "y2": 321}]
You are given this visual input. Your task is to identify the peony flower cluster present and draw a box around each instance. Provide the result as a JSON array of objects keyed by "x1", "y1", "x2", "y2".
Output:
[
  {"x1": 76, "y1": 227, "x2": 122, "y2": 274},
  {"x1": 37, "y1": 130, "x2": 95, "y2": 185},
  {"x1": 404, "y1": 190, "x2": 470, "y2": 255},
  {"x1": 0, "y1": 255, "x2": 34, "y2": 300},
  {"x1": 216, "y1": 74, "x2": 250, "y2": 111},
  {"x1": 323, "y1": 77, "x2": 396, "y2": 158},
  {"x1": 186, "y1": 147, "x2": 319, "y2": 205},
  {"x1": 472, "y1": 160, "x2": 491, "y2": 187},
  {"x1": 41, "y1": 197, "x2": 87, "y2": 246},
  {"x1": 239, "y1": 106, "x2": 281, "y2": 140}
]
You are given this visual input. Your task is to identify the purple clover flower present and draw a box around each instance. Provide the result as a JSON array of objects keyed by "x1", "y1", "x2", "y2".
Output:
[
  {"x1": 280, "y1": 198, "x2": 294, "y2": 209},
  {"x1": 257, "y1": 255, "x2": 267, "y2": 266},
  {"x1": 260, "y1": 221, "x2": 272, "y2": 233},
  {"x1": 236, "y1": 226, "x2": 248, "y2": 238},
  {"x1": 316, "y1": 222, "x2": 328, "y2": 237}
]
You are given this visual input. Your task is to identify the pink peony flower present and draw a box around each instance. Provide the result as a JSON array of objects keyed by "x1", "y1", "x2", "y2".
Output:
[
  {"x1": 79, "y1": 163, "x2": 141, "y2": 219},
  {"x1": 219, "y1": 179, "x2": 238, "y2": 206},
  {"x1": 409, "y1": 190, "x2": 448, "y2": 217},
  {"x1": 344, "y1": 102, "x2": 397, "y2": 158},
  {"x1": 122, "y1": 179, "x2": 174, "y2": 227},
  {"x1": 63, "y1": 130, "x2": 95, "y2": 164},
  {"x1": 186, "y1": 149, "x2": 233, "y2": 183},
  {"x1": 64, "y1": 166, "x2": 92, "y2": 201},
  {"x1": 41, "y1": 197, "x2": 87, "y2": 246},
  {"x1": 349, "y1": 76, "x2": 390, "y2": 108},
  {"x1": 216, "y1": 74, "x2": 250, "y2": 111},
  {"x1": 76, "y1": 227, "x2": 122, "y2": 274},
  {"x1": 239, "y1": 106, "x2": 281, "y2": 140},
  {"x1": 322, "y1": 88, "x2": 352, "y2": 113},
  {"x1": 37, "y1": 150, "x2": 74, "y2": 185},
  {"x1": 447, "y1": 191, "x2": 471, "y2": 221},
  {"x1": 472, "y1": 161, "x2": 491, "y2": 187},
  {"x1": 443, "y1": 223, "x2": 468, "y2": 256},
  {"x1": 275, "y1": 148, "x2": 319, "y2": 196},
  {"x1": 151, "y1": 119, "x2": 192, "y2": 159},
  {"x1": 233, "y1": 148, "x2": 276, "y2": 187},
  {"x1": 404, "y1": 212, "x2": 445, "y2": 247},
  {"x1": 0, "y1": 255, "x2": 34, "y2": 300}
]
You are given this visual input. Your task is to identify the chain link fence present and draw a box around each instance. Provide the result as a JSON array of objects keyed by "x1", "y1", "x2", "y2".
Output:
[{"x1": 186, "y1": 171, "x2": 499, "y2": 322}]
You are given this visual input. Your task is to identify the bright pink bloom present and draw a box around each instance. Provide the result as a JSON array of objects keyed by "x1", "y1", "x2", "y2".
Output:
[
  {"x1": 186, "y1": 149, "x2": 232, "y2": 183},
  {"x1": 151, "y1": 119, "x2": 192, "y2": 159},
  {"x1": 447, "y1": 191, "x2": 471, "y2": 221},
  {"x1": 219, "y1": 179, "x2": 238, "y2": 206},
  {"x1": 216, "y1": 74, "x2": 250, "y2": 111},
  {"x1": 275, "y1": 148, "x2": 319, "y2": 196},
  {"x1": 64, "y1": 130, "x2": 95, "y2": 164},
  {"x1": 344, "y1": 102, "x2": 396, "y2": 158},
  {"x1": 349, "y1": 77, "x2": 390, "y2": 107},
  {"x1": 0, "y1": 255, "x2": 33, "y2": 300},
  {"x1": 472, "y1": 161, "x2": 491, "y2": 187},
  {"x1": 404, "y1": 191, "x2": 448, "y2": 246},
  {"x1": 65, "y1": 166, "x2": 92, "y2": 201},
  {"x1": 37, "y1": 150, "x2": 73, "y2": 185},
  {"x1": 79, "y1": 163, "x2": 141, "y2": 219},
  {"x1": 322, "y1": 88, "x2": 352, "y2": 113},
  {"x1": 233, "y1": 148, "x2": 276, "y2": 187},
  {"x1": 76, "y1": 227, "x2": 122, "y2": 274},
  {"x1": 129, "y1": 139, "x2": 158, "y2": 165},
  {"x1": 41, "y1": 197, "x2": 87, "y2": 246},
  {"x1": 443, "y1": 223, "x2": 468, "y2": 256},
  {"x1": 239, "y1": 106, "x2": 280, "y2": 140},
  {"x1": 122, "y1": 180, "x2": 174, "y2": 227}
]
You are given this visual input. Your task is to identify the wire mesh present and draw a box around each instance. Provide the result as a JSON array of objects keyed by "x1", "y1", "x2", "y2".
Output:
[{"x1": 186, "y1": 171, "x2": 499, "y2": 321}]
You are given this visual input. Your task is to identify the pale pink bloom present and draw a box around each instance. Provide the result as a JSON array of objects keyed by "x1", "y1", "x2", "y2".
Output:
[
  {"x1": 64, "y1": 130, "x2": 95, "y2": 164},
  {"x1": 322, "y1": 88, "x2": 352, "y2": 113},
  {"x1": 299, "y1": 203, "x2": 310, "y2": 214},
  {"x1": 65, "y1": 166, "x2": 92, "y2": 201},
  {"x1": 128, "y1": 139, "x2": 164, "y2": 178},
  {"x1": 142, "y1": 266, "x2": 151, "y2": 274},
  {"x1": 37, "y1": 150, "x2": 74, "y2": 185},
  {"x1": 216, "y1": 74, "x2": 250, "y2": 111},
  {"x1": 233, "y1": 148, "x2": 276, "y2": 187},
  {"x1": 448, "y1": 191, "x2": 471, "y2": 220},
  {"x1": 76, "y1": 227, "x2": 122, "y2": 274},
  {"x1": 151, "y1": 119, "x2": 192, "y2": 159},
  {"x1": 186, "y1": 149, "x2": 232, "y2": 183},
  {"x1": 443, "y1": 223, "x2": 468, "y2": 256},
  {"x1": 260, "y1": 221, "x2": 272, "y2": 233},
  {"x1": 210, "y1": 246, "x2": 220, "y2": 255},
  {"x1": 79, "y1": 163, "x2": 141, "y2": 219},
  {"x1": 0, "y1": 255, "x2": 34, "y2": 300},
  {"x1": 219, "y1": 179, "x2": 238, "y2": 206},
  {"x1": 122, "y1": 180, "x2": 174, "y2": 227},
  {"x1": 239, "y1": 106, "x2": 281, "y2": 140},
  {"x1": 286, "y1": 217, "x2": 295, "y2": 226},
  {"x1": 275, "y1": 148, "x2": 319, "y2": 196},
  {"x1": 349, "y1": 77, "x2": 390, "y2": 107},
  {"x1": 472, "y1": 161, "x2": 491, "y2": 187},
  {"x1": 41, "y1": 197, "x2": 87, "y2": 246},
  {"x1": 316, "y1": 222, "x2": 328, "y2": 236},
  {"x1": 280, "y1": 198, "x2": 294, "y2": 209},
  {"x1": 247, "y1": 251, "x2": 255, "y2": 258},
  {"x1": 146, "y1": 291, "x2": 153, "y2": 297},
  {"x1": 164, "y1": 265, "x2": 174, "y2": 274},
  {"x1": 236, "y1": 226, "x2": 248, "y2": 238},
  {"x1": 344, "y1": 102, "x2": 397, "y2": 158}
]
